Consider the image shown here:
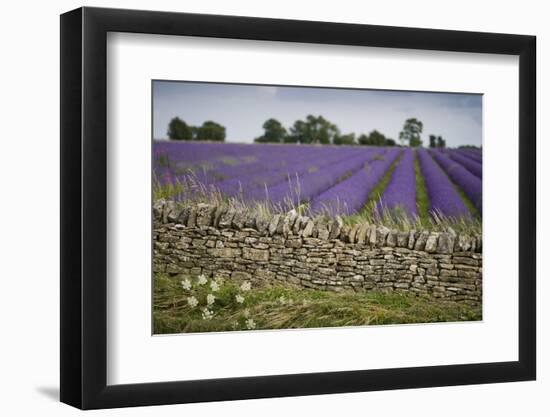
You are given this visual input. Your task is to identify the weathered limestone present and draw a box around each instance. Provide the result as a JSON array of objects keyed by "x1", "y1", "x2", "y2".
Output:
[
  {"x1": 153, "y1": 201, "x2": 482, "y2": 253},
  {"x1": 153, "y1": 201, "x2": 482, "y2": 304}
]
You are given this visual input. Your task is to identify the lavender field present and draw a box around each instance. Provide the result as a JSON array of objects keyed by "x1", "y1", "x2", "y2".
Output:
[{"x1": 153, "y1": 141, "x2": 482, "y2": 224}]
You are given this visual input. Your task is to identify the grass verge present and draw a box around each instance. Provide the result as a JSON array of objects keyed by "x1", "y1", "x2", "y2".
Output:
[
  {"x1": 362, "y1": 150, "x2": 403, "y2": 215},
  {"x1": 453, "y1": 182, "x2": 480, "y2": 219},
  {"x1": 414, "y1": 151, "x2": 432, "y2": 226},
  {"x1": 344, "y1": 150, "x2": 403, "y2": 225},
  {"x1": 153, "y1": 273, "x2": 482, "y2": 334}
]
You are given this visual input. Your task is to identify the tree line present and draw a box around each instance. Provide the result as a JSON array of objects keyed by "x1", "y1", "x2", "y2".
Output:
[
  {"x1": 255, "y1": 115, "x2": 446, "y2": 148},
  {"x1": 166, "y1": 115, "x2": 446, "y2": 148},
  {"x1": 167, "y1": 117, "x2": 226, "y2": 141},
  {"x1": 254, "y1": 115, "x2": 397, "y2": 146}
]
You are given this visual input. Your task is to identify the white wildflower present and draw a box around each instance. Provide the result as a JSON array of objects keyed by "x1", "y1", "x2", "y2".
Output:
[
  {"x1": 210, "y1": 281, "x2": 220, "y2": 292},
  {"x1": 240, "y1": 281, "x2": 251, "y2": 292},
  {"x1": 245, "y1": 319, "x2": 256, "y2": 330},
  {"x1": 278, "y1": 296, "x2": 286, "y2": 305},
  {"x1": 201, "y1": 308, "x2": 214, "y2": 320},
  {"x1": 287, "y1": 298, "x2": 294, "y2": 306},
  {"x1": 243, "y1": 309, "x2": 250, "y2": 318},
  {"x1": 187, "y1": 296, "x2": 198, "y2": 308},
  {"x1": 206, "y1": 293, "x2": 216, "y2": 306},
  {"x1": 215, "y1": 276, "x2": 225, "y2": 285},
  {"x1": 235, "y1": 294, "x2": 245, "y2": 304},
  {"x1": 181, "y1": 278, "x2": 192, "y2": 291},
  {"x1": 197, "y1": 274, "x2": 208, "y2": 285}
]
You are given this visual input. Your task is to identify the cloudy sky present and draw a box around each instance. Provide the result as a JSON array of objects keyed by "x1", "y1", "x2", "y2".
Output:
[{"x1": 153, "y1": 81, "x2": 482, "y2": 147}]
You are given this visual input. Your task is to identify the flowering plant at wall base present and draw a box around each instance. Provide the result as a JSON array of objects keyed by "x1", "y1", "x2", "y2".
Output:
[
  {"x1": 153, "y1": 273, "x2": 481, "y2": 334},
  {"x1": 154, "y1": 273, "x2": 257, "y2": 333}
]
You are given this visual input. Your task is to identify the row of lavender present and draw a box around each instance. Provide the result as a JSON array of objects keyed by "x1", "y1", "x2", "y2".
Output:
[{"x1": 154, "y1": 141, "x2": 482, "y2": 219}]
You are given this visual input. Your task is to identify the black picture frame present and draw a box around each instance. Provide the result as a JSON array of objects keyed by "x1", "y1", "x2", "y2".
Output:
[{"x1": 60, "y1": 6, "x2": 536, "y2": 410}]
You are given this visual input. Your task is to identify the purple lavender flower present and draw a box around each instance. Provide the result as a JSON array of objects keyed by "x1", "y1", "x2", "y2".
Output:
[
  {"x1": 417, "y1": 149, "x2": 471, "y2": 219},
  {"x1": 457, "y1": 148, "x2": 482, "y2": 163},
  {"x1": 153, "y1": 141, "x2": 482, "y2": 220},
  {"x1": 309, "y1": 149, "x2": 400, "y2": 216},
  {"x1": 430, "y1": 150, "x2": 482, "y2": 214},
  {"x1": 260, "y1": 148, "x2": 379, "y2": 209},
  {"x1": 375, "y1": 148, "x2": 417, "y2": 218},
  {"x1": 445, "y1": 150, "x2": 482, "y2": 179}
]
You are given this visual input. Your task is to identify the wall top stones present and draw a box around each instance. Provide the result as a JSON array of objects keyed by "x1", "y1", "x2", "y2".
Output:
[{"x1": 153, "y1": 200, "x2": 482, "y2": 254}]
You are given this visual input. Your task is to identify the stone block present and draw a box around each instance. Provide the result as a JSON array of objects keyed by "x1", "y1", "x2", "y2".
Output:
[{"x1": 243, "y1": 247, "x2": 270, "y2": 262}]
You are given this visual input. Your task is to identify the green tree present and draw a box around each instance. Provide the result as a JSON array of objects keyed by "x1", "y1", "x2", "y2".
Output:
[
  {"x1": 333, "y1": 133, "x2": 356, "y2": 145},
  {"x1": 196, "y1": 121, "x2": 226, "y2": 141},
  {"x1": 399, "y1": 118, "x2": 423, "y2": 147},
  {"x1": 429, "y1": 134, "x2": 437, "y2": 148},
  {"x1": 437, "y1": 135, "x2": 446, "y2": 148},
  {"x1": 357, "y1": 130, "x2": 390, "y2": 146},
  {"x1": 254, "y1": 118, "x2": 287, "y2": 143},
  {"x1": 357, "y1": 133, "x2": 370, "y2": 145},
  {"x1": 409, "y1": 137, "x2": 423, "y2": 147},
  {"x1": 190, "y1": 126, "x2": 199, "y2": 140},
  {"x1": 286, "y1": 120, "x2": 307, "y2": 143},
  {"x1": 286, "y1": 115, "x2": 339, "y2": 144},
  {"x1": 367, "y1": 130, "x2": 386, "y2": 146},
  {"x1": 167, "y1": 117, "x2": 193, "y2": 140},
  {"x1": 283, "y1": 135, "x2": 298, "y2": 143},
  {"x1": 305, "y1": 115, "x2": 339, "y2": 144}
]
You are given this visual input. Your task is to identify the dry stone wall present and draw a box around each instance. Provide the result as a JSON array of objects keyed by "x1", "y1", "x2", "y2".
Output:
[{"x1": 153, "y1": 201, "x2": 482, "y2": 304}]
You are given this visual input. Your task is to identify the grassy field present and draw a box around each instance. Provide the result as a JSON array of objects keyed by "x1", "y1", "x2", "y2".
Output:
[{"x1": 153, "y1": 273, "x2": 482, "y2": 334}]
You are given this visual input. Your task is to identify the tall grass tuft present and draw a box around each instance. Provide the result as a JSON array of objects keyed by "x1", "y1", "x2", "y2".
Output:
[{"x1": 153, "y1": 169, "x2": 481, "y2": 235}]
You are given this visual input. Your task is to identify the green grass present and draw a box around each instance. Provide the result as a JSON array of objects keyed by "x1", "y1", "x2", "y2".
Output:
[
  {"x1": 157, "y1": 153, "x2": 170, "y2": 168},
  {"x1": 153, "y1": 273, "x2": 482, "y2": 334},
  {"x1": 154, "y1": 181, "x2": 184, "y2": 200},
  {"x1": 453, "y1": 182, "x2": 480, "y2": 219},
  {"x1": 414, "y1": 152, "x2": 431, "y2": 226},
  {"x1": 363, "y1": 151, "x2": 402, "y2": 214},
  {"x1": 344, "y1": 150, "x2": 403, "y2": 225}
]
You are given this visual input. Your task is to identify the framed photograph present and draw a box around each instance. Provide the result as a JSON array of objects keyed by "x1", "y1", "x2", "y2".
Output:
[{"x1": 60, "y1": 6, "x2": 536, "y2": 409}]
